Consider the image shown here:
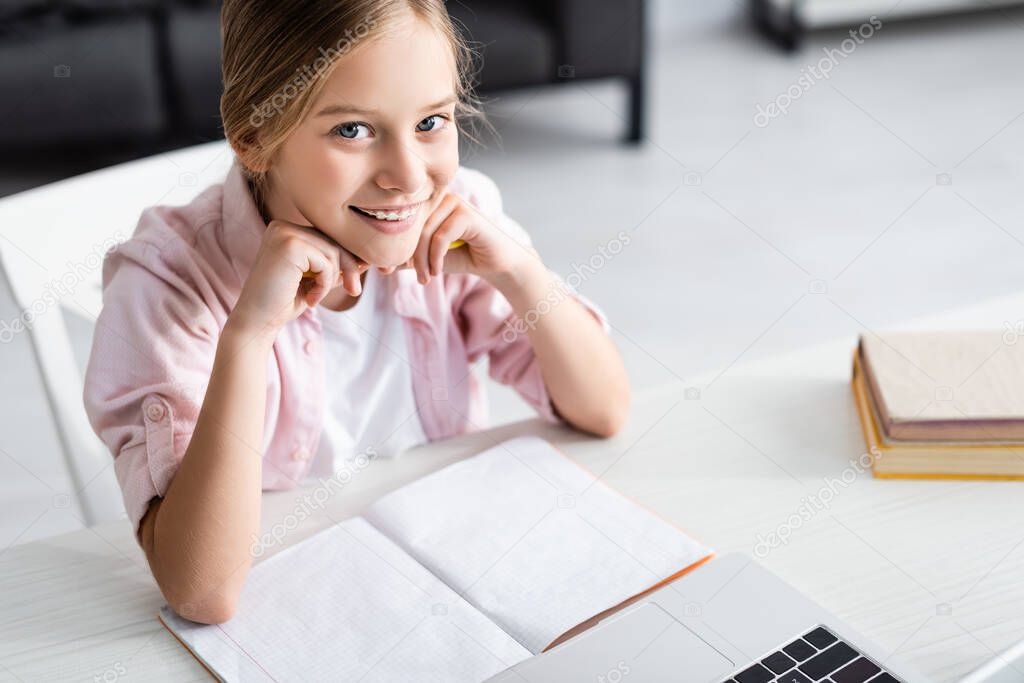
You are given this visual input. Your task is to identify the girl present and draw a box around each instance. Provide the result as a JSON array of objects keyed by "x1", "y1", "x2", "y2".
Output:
[{"x1": 83, "y1": 0, "x2": 629, "y2": 625}]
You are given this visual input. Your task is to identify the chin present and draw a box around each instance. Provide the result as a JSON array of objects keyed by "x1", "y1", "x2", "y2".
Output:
[{"x1": 352, "y1": 236, "x2": 418, "y2": 269}]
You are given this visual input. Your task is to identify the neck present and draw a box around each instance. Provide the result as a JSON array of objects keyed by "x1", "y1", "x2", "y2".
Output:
[{"x1": 247, "y1": 177, "x2": 271, "y2": 224}]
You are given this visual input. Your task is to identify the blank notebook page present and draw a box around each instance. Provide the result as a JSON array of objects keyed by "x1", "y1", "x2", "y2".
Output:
[
  {"x1": 160, "y1": 517, "x2": 530, "y2": 682},
  {"x1": 364, "y1": 435, "x2": 713, "y2": 654}
]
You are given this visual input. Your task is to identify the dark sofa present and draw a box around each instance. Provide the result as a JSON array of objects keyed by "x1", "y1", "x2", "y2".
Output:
[{"x1": 0, "y1": 0, "x2": 647, "y2": 162}]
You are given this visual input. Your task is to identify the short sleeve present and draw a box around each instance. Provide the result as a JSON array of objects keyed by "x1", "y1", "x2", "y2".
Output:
[{"x1": 83, "y1": 242, "x2": 220, "y2": 539}]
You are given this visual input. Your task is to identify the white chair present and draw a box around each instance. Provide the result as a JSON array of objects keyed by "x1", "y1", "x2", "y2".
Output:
[{"x1": 0, "y1": 140, "x2": 236, "y2": 526}]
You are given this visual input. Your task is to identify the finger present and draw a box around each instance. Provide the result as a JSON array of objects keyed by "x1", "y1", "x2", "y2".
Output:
[
  {"x1": 291, "y1": 230, "x2": 344, "y2": 269},
  {"x1": 287, "y1": 208, "x2": 370, "y2": 266},
  {"x1": 289, "y1": 230, "x2": 367, "y2": 292},
  {"x1": 288, "y1": 223, "x2": 370, "y2": 273},
  {"x1": 415, "y1": 194, "x2": 459, "y2": 284},
  {"x1": 413, "y1": 220, "x2": 435, "y2": 285},
  {"x1": 430, "y1": 213, "x2": 464, "y2": 276},
  {"x1": 336, "y1": 249, "x2": 364, "y2": 297},
  {"x1": 300, "y1": 250, "x2": 337, "y2": 307}
]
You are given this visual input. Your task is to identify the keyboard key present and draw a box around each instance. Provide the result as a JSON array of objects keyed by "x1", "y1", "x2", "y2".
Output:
[
  {"x1": 804, "y1": 627, "x2": 839, "y2": 649},
  {"x1": 832, "y1": 657, "x2": 882, "y2": 683},
  {"x1": 762, "y1": 650, "x2": 797, "y2": 674},
  {"x1": 776, "y1": 671, "x2": 813, "y2": 683},
  {"x1": 784, "y1": 638, "x2": 818, "y2": 661},
  {"x1": 799, "y1": 641, "x2": 858, "y2": 680},
  {"x1": 868, "y1": 674, "x2": 900, "y2": 683},
  {"x1": 734, "y1": 663, "x2": 774, "y2": 683}
]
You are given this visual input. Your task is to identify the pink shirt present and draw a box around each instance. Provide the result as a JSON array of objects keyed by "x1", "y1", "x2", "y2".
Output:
[{"x1": 83, "y1": 158, "x2": 608, "y2": 537}]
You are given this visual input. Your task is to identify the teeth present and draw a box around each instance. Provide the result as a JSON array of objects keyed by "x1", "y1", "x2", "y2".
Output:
[{"x1": 359, "y1": 207, "x2": 415, "y2": 221}]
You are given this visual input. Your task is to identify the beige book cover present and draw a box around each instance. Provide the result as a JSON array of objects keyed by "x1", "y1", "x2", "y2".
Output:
[{"x1": 858, "y1": 331, "x2": 1024, "y2": 441}]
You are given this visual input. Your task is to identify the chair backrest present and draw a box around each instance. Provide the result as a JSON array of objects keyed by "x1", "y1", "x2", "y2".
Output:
[{"x1": 0, "y1": 140, "x2": 235, "y2": 526}]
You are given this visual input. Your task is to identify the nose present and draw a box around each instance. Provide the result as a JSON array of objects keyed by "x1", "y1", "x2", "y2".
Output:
[{"x1": 373, "y1": 137, "x2": 428, "y2": 197}]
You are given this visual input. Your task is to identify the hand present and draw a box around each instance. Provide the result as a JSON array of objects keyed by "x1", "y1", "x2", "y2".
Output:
[
  {"x1": 407, "y1": 190, "x2": 538, "y2": 286},
  {"x1": 227, "y1": 218, "x2": 368, "y2": 340}
]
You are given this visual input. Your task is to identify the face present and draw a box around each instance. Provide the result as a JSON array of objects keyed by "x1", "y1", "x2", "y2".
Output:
[{"x1": 261, "y1": 12, "x2": 460, "y2": 268}]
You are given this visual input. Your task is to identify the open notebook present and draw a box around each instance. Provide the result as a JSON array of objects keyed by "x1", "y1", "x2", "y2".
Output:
[{"x1": 158, "y1": 436, "x2": 713, "y2": 682}]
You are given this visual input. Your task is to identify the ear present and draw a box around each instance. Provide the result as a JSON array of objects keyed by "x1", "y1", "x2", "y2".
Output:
[
  {"x1": 228, "y1": 130, "x2": 274, "y2": 174},
  {"x1": 236, "y1": 147, "x2": 272, "y2": 175}
]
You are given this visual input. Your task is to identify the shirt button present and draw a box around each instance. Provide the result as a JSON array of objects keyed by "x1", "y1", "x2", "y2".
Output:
[
  {"x1": 145, "y1": 403, "x2": 166, "y2": 422},
  {"x1": 291, "y1": 448, "x2": 311, "y2": 461},
  {"x1": 303, "y1": 339, "x2": 317, "y2": 355}
]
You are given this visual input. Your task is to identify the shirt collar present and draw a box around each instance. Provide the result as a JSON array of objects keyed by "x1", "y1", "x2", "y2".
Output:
[{"x1": 221, "y1": 156, "x2": 268, "y2": 285}]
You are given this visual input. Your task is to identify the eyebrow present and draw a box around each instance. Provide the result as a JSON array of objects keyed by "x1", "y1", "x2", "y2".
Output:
[{"x1": 314, "y1": 94, "x2": 457, "y2": 118}]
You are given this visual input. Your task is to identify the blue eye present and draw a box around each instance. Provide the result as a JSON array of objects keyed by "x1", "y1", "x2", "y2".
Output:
[
  {"x1": 333, "y1": 122, "x2": 369, "y2": 139},
  {"x1": 416, "y1": 115, "x2": 447, "y2": 132}
]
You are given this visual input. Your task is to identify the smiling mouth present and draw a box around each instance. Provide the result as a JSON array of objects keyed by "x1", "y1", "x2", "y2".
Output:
[{"x1": 350, "y1": 204, "x2": 421, "y2": 221}]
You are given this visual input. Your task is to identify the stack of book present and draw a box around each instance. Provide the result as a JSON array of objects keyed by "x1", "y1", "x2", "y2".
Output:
[{"x1": 851, "y1": 331, "x2": 1024, "y2": 479}]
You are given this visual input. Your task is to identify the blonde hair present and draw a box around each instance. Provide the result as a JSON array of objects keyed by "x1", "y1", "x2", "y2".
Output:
[{"x1": 219, "y1": 0, "x2": 490, "y2": 219}]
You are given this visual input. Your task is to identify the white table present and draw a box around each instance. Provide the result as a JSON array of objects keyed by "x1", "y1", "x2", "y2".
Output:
[{"x1": 3, "y1": 292, "x2": 1024, "y2": 683}]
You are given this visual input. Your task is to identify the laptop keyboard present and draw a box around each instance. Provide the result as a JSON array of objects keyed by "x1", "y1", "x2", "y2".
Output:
[{"x1": 721, "y1": 626, "x2": 902, "y2": 683}]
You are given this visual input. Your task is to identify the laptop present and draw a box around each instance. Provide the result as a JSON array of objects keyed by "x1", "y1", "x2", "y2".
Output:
[{"x1": 487, "y1": 553, "x2": 931, "y2": 683}]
